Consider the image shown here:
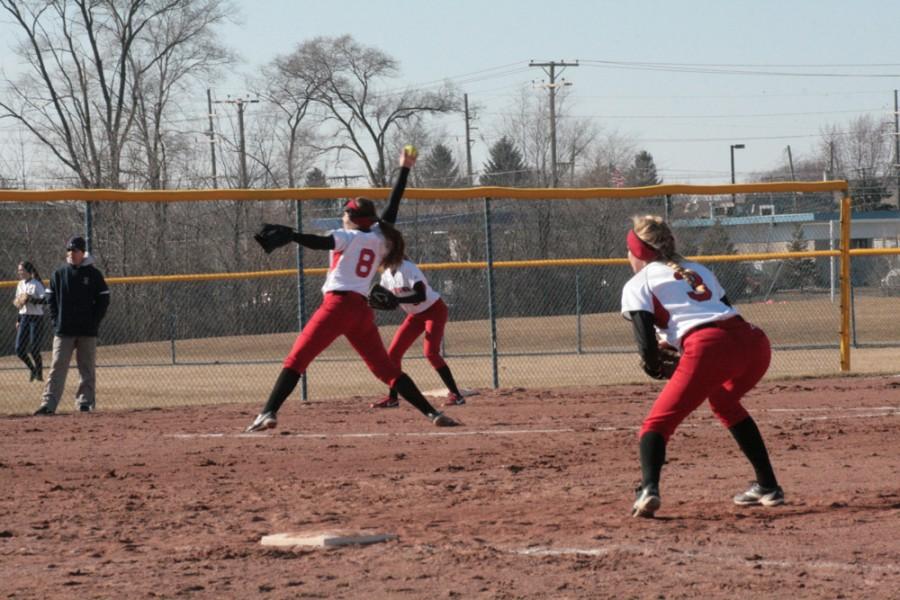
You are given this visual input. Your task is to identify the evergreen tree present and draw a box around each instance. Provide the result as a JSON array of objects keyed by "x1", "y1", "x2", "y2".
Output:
[
  {"x1": 625, "y1": 150, "x2": 661, "y2": 186},
  {"x1": 784, "y1": 224, "x2": 818, "y2": 290},
  {"x1": 480, "y1": 137, "x2": 530, "y2": 187},
  {"x1": 626, "y1": 150, "x2": 663, "y2": 214},
  {"x1": 303, "y1": 167, "x2": 334, "y2": 216},
  {"x1": 304, "y1": 167, "x2": 328, "y2": 188},
  {"x1": 419, "y1": 144, "x2": 462, "y2": 187},
  {"x1": 697, "y1": 220, "x2": 749, "y2": 300}
]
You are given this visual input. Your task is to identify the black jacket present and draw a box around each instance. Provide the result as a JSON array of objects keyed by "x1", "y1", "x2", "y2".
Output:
[{"x1": 45, "y1": 255, "x2": 110, "y2": 337}]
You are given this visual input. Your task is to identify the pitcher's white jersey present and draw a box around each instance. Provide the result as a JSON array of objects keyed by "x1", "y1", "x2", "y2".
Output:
[
  {"x1": 322, "y1": 227, "x2": 387, "y2": 295},
  {"x1": 380, "y1": 259, "x2": 440, "y2": 315},
  {"x1": 620, "y1": 260, "x2": 737, "y2": 350}
]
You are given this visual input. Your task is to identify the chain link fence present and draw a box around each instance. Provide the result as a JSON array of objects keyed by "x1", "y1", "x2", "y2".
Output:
[{"x1": 2, "y1": 190, "x2": 899, "y2": 414}]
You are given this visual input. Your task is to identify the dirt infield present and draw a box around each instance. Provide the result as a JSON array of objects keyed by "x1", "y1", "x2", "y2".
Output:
[{"x1": 1, "y1": 375, "x2": 899, "y2": 599}]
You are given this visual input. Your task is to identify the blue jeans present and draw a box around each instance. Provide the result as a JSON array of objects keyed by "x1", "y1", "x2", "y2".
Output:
[{"x1": 15, "y1": 315, "x2": 43, "y2": 374}]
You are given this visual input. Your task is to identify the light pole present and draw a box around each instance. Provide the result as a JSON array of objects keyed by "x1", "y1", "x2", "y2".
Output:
[{"x1": 730, "y1": 143, "x2": 745, "y2": 205}]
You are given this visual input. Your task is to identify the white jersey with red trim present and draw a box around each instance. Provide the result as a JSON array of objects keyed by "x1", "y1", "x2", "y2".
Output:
[
  {"x1": 322, "y1": 226, "x2": 387, "y2": 295},
  {"x1": 620, "y1": 260, "x2": 737, "y2": 350},
  {"x1": 379, "y1": 259, "x2": 440, "y2": 315}
]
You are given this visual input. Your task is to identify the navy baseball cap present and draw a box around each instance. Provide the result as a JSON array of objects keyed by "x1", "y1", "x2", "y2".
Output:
[{"x1": 66, "y1": 236, "x2": 86, "y2": 252}]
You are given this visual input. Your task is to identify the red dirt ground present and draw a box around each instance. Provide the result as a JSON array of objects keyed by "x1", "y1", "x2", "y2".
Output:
[{"x1": 2, "y1": 375, "x2": 899, "y2": 599}]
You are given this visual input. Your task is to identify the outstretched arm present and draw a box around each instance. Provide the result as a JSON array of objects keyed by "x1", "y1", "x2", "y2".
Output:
[
  {"x1": 380, "y1": 146, "x2": 418, "y2": 224},
  {"x1": 255, "y1": 223, "x2": 335, "y2": 253},
  {"x1": 293, "y1": 232, "x2": 336, "y2": 250}
]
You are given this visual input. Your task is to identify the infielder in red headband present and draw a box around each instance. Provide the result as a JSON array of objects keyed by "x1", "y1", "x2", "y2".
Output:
[
  {"x1": 626, "y1": 229, "x2": 659, "y2": 262},
  {"x1": 621, "y1": 214, "x2": 782, "y2": 519}
]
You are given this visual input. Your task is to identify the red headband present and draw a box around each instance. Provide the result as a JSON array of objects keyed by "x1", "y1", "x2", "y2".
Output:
[
  {"x1": 627, "y1": 229, "x2": 659, "y2": 261},
  {"x1": 343, "y1": 199, "x2": 377, "y2": 228}
]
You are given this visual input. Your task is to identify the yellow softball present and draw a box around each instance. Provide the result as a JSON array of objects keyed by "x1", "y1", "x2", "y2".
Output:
[{"x1": 403, "y1": 145, "x2": 418, "y2": 158}]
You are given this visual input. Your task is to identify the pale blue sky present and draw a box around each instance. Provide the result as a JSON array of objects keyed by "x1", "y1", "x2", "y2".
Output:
[{"x1": 3, "y1": 0, "x2": 900, "y2": 184}]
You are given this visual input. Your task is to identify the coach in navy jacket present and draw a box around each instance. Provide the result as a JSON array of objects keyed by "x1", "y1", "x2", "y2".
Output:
[
  {"x1": 45, "y1": 250, "x2": 110, "y2": 336},
  {"x1": 35, "y1": 236, "x2": 110, "y2": 415}
]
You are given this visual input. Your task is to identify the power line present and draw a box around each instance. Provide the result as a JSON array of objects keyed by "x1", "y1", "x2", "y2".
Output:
[{"x1": 580, "y1": 59, "x2": 900, "y2": 78}]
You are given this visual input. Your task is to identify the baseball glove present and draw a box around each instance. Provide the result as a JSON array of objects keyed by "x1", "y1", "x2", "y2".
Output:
[
  {"x1": 368, "y1": 283, "x2": 399, "y2": 311},
  {"x1": 657, "y1": 346, "x2": 680, "y2": 379},
  {"x1": 254, "y1": 223, "x2": 297, "y2": 254},
  {"x1": 13, "y1": 293, "x2": 29, "y2": 310},
  {"x1": 641, "y1": 346, "x2": 681, "y2": 380}
]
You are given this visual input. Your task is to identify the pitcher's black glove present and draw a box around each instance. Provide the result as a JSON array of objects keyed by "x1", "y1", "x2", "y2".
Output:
[
  {"x1": 254, "y1": 223, "x2": 296, "y2": 254},
  {"x1": 368, "y1": 283, "x2": 400, "y2": 311}
]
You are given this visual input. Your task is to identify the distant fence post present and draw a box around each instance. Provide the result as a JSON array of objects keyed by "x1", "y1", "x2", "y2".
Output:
[
  {"x1": 575, "y1": 273, "x2": 583, "y2": 354},
  {"x1": 84, "y1": 201, "x2": 94, "y2": 253},
  {"x1": 169, "y1": 303, "x2": 177, "y2": 365},
  {"x1": 296, "y1": 199, "x2": 308, "y2": 401},
  {"x1": 483, "y1": 197, "x2": 499, "y2": 389},
  {"x1": 850, "y1": 279, "x2": 858, "y2": 348}
]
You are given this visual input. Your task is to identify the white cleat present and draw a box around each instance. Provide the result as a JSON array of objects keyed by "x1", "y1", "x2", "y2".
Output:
[{"x1": 246, "y1": 412, "x2": 277, "y2": 433}]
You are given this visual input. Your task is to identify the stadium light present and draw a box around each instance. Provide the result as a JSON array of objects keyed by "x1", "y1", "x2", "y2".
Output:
[{"x1": 730, "y1": 144, "x2": 746, "y2": 205}]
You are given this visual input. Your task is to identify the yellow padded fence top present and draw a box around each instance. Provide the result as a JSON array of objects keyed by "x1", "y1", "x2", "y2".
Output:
[{"x1": 0, "y1": 181, "x2": 848, "y2": 203}]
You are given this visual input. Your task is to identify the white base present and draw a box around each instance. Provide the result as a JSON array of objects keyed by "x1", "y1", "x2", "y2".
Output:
[{"x1": 261, "y1": 531, "x2": 397, "y2": 548}]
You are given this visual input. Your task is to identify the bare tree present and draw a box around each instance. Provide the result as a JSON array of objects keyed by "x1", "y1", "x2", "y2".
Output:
[
  {"x1": 0, "y1": 0, "x2": 236, "y2": 189},
  {"x1": 252, "y1": 55, "x2": 323, "y2": 188},
  {"x1": 274, "y1": 35, "x2": 459, "y2": 186},
  {"x1": 819, "y1": 115, "x2": 894, "y2": 210},
  {"x1": 491, "y1": 85, "x2": 599, "y2": 257},
  {"x1": 128, "y1": 0, "x2": 235, "y2": 190},
  {"x1": 495, "y1": 84, "x2": 597, "y2": 187}
]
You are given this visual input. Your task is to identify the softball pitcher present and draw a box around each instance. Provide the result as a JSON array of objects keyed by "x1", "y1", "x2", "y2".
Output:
[
  {"x1": 621, "y1": 214, "x2": 783, "y2": 518},
  {"x1": 246, "y1": 148, "x2": 457, "y2": 432},
  {"x1": 370, "y1": 257, "x2": 465, "y2": 409}
]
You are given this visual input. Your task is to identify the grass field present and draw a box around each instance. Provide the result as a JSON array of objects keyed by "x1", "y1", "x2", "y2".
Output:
[{"x1": 1, "y1": 294, "x2": 897, "y2": 415}]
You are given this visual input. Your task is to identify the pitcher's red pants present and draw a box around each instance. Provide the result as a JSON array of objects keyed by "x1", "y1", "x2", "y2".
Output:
[
  {"x1": 283, "y1": 292, "x2": 401, "y2": 387},
  {"x1": 639, "y1": 317, "x2": 771, "y2": 442}
]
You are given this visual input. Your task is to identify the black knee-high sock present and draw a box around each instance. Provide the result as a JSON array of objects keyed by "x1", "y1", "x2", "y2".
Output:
[
  {"x1": 388, "y1": 386, "x2": 399, "y2": 400},
  {"x1": 639, "y1": 431, "x2": 666, "y2": 489},
  {"x1": 32, "y1": 352, "x2": 42, "y2": 374},
  {"x1": 729, "y1": 416, "x2": 778, "y2": 489},
  {"x1": 19, "y1": 354, "x2": 35, "y2": 373},
  {"x1": 435, "y1": 365, "x2": 461, "y2": 396},
  {"x1": 262, "y1": 368, "x2": 301, "y2": 415},
  {"x1": 392, "y1": 373, "x2": 439, "y2": 417}
]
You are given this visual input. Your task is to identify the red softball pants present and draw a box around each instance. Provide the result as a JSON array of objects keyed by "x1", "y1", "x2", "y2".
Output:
[
  {"x1": 639, "y1": 316, "x2": 771, "y2": 442},
  {"x1": 387, "y1": 299, "x2": 449, "y2": 370},
  {"x1": 283, "y1": 292, "x2": 401, "y2": 386}
]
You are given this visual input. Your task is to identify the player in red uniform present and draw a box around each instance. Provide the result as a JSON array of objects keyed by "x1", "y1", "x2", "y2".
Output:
[
  {"x1": 369, "y1": 257, "x2": 465, "y2": 409},
  {"x1": 621, "y1": 215, "x2": 783, "y2": 518},
  {"x1": 246, "y1": 148, "x2": 457, "y2": 432}
]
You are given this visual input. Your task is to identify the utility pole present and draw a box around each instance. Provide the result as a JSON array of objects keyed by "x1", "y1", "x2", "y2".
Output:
[
  {"x1": 464, "y1": 93, "x2": 475, "y2": 186},
  {"x1": 214, "y1": 95, "x2": 259, "y2": 188},
  {"x1": 529, "y1": 60, "x2": 578, "y2": 188},
  {"x1": 894, "y1": 89, "x2": 899, "y2": 202},
  {"x1": 207, "y1": 89, "x2": 218, "y2": 189},
  {"x1": 786, "y1": 145, "x2": 797, "y2": 212},
  {"x1": 829, "y1": 141, "x2": 835, "y2": 179}
]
